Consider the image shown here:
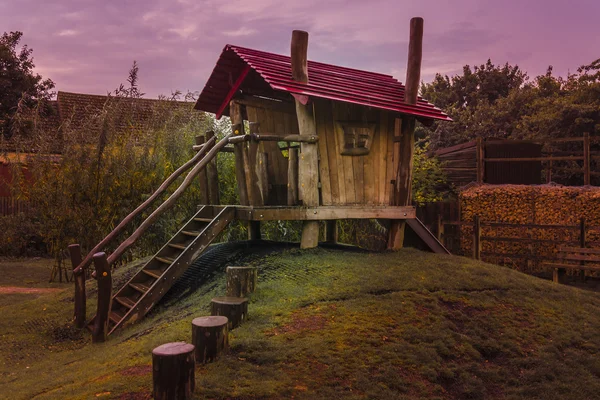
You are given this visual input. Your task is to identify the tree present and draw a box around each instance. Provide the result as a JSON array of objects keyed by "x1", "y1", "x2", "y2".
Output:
[{"x1": 0, "y1": 31, "x2": 55, "y2": 136}]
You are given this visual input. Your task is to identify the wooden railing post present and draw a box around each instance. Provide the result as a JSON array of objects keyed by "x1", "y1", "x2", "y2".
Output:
[
  {"x1": 580, "y1": 217, "x2": 587, "y2": 281},
  {"x1": 583, "y1": 132, "x2": 590, "y2": 186},
  {"x1": 436, "y1": 214, "x2": 444, "y2": 242},
  {"x1": 195, "y1": 135, "x2": 209, "y2": 205},
  {"x1": 68, "y1": 244, "x2": 86, "y2": 329},
  {"x1": 248, "y1": 123, "x2": 265, "y2": 206},
  {"x1": 92, "y1": 252, "x2": 112, "y2": 343},
  {"x1": 473, "y1": 216, "x2": 481, "y2": 260},
  {"x1": 205, "y1": 131, "x2": 220, "y2": 205},
  {"x1": 230, "y1": 120, "x2": 250, "y2": 206},
  {"x1": 287, "y1": 147, "x2": 299, "y2": 206}
]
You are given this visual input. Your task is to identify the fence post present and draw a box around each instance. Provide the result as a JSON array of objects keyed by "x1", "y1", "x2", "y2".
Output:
[
  {"x1": 92, "y1": 252, "x2": 112, "y2": 343},
  {"x1": 584, "y1": 132, "x2": 590, "y2": 186},
  {"x1": 436, "y1": 213, "x2": 444, "y2": 242},
  {"x1": 68, "y1": 244, "x2": 86, "y2": 329},
  {"x1": 473, "y1": 215, "x2": 481, "y2": 260},
  {"x1": 476, "y1": 137, "x2": 485, "y2": 184}
]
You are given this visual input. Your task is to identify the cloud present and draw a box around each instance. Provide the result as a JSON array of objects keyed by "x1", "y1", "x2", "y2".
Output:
[
  {"x1": 56, "y1": 29, "x2": 79, "y2": 37},
  {"x1": 223, "y1": 27, "x2": 257, "y2": 37}
]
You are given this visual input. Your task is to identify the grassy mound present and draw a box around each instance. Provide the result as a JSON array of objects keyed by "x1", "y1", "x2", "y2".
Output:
[{"x1": 1, "y1": 247, "x2": 600, "y2": 399}]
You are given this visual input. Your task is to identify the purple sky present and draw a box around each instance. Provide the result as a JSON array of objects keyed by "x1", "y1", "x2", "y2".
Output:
[{"x1": 3, "y1": 0, "x2": 599, "y2": 99}]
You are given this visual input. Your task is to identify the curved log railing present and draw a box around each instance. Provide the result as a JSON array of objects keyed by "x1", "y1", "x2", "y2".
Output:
[{"x1": 68, "y1": 131, "x2": 232, "y2": 334}]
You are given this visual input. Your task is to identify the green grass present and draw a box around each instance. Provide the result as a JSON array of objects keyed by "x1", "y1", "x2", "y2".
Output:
[{"x1": 1, "y1": 248, "x2": 600, "y2": 399}]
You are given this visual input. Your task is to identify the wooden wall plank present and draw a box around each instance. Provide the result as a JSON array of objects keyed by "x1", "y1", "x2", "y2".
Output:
[
  {"x1": 328, "y1": 101, "x2": 346, "y2": 205},
  {"x1": 333, "y1": 102, "x2": 356, "y2": 204},
  {"x1": 315, "y1": 101, "x2": 332, "y2": 205},
  {"x1": 378, "y1": 110, "x2": 389, "y2": 205}
]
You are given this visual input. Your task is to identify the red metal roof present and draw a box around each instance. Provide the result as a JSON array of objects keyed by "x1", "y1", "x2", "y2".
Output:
[{"x1": 195, "y1": 44, "x2": 451, "y2": 121}]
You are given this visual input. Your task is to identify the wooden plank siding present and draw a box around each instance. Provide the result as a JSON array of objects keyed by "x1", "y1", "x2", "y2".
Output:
[
  {"x1": 244, "y1": 99, "x2": 399, "y2": 207},
  {"x1": 312, "y1": 99, "x2": 398, "y2": 206}
]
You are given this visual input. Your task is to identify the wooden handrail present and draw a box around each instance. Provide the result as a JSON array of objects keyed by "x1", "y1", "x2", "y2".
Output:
[
  {"x1": 72, "y1": 135, "x2": 216, "y2": 275},
  {"x1": 106, "y1": 132, "x2": 233, "y2": 265}
]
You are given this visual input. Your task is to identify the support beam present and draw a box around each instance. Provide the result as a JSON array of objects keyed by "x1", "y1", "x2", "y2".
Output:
[
  {"x1": 287, "y1": 148, "x2": 299, "y2": 205},
  {"x1": 291, "y1": 30, "x2": 320, "y2": 249},
  {"x1": 215, "y1": 65, "x2": 251, "y2": 119},
  {"x1": 229, "y1": 102, "x2": 250, "y2": 206},
  {"x1": 92, "y1": 252, "x2": 112, "y2": 343},
  {"x1": 388, "y1": 17, "x2": 423, "y2": 250},
  {"x1": 325, "y1": 220, "x2": 338, "y2": 243}
]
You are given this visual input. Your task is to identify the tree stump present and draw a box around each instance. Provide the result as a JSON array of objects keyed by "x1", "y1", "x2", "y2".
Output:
[
  {"x1": 152, "y1": 342, "x2": 195, "y2": 400},
  {"x1": 211, "y1": 296, "x2": 248, "y2": 329},
  {"x1": 192, "y1": 316, "x2": 229, "y2": 364},
  {"x1": 226, "y1": 266, "x2": 257, "y2": 297}
]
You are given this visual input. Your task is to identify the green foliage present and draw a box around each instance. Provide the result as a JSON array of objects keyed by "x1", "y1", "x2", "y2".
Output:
[
  {"x1": 1, "y1": 63, "x2": 215, "y2": 264},
  {"x1": 0, "y1": 31, "x2": 55, "y2": 136},
  {"x1": 421, "y1": 58, "x2": 600, "y2": 149},
  {"x1": 412, "y1": 141, "x2": 447, "y2": 205}
]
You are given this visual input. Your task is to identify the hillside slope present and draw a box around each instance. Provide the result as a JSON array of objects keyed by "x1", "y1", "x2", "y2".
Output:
[{"x1": 1, "y1": 245, "x2": 600, "y2": 399}]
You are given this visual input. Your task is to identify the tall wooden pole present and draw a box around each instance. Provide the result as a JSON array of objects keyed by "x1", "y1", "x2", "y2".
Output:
[
  {"x1": 291, "y1": 30, "x2": 320, "y2": 249},
  {"x1": 195, "y1": 135, "x2": 210, "y2": 205},
  {"x1": 92, "y1": 252, "x2": 112, "y2": 343},
  {"x1": 388, "y1": 17, "x2": 423, "y2": 250}
]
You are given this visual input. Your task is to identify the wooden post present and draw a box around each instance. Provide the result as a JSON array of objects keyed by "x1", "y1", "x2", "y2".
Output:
[
  {"x1": 388, "y1": 17, "x2": 423, "y2": 250},
  {"x1": 92, "y1": 252, "x2": 112, "y2": 343},
  {"x1": 229, "y1": 102, "x2": 250, "y2": 206},
  {"x1": 584, "y1": 132, "x2": 590, "y2": 186},
  {"x1": 291, "y1": 30, "x2": 320, "y2": 249},
  {"x1": 325, "y1": 220, "x2": 338, "y2": 244},
  {"x1": 248, "y1": 123, "x2": 265, "y2": 206},
  {"x1": 152, "y1": 342, "x2": 195, "y2": 400},
  {"x1": 476, "y1": 137, "x2": 485, "y2": 184},
  {"x1": 191, "y1": 316, "x2": 229, "y2": 364},
  {"x1": 257, "y1": 152, "x2": 269, "y2": 204},
  {"x1": 195, "y1": 135, "x2": 209, "y2": 205},
  {"x1": 473, "y1": 216, "x2": 481, "y2": 260},
  {"x1": 211, "y1": 297, "x2": 248, "y2": 330},
  {"x1": 68, "y1": 244, "x2": 86, "y2": 329},
  {"x1": 436, "y1": 214, "x2": 444, "y2": 242},
  {"x1": 546, "y1": 160, "x2": 553, "y2": 184},
  {"x1": 205, "y1": 130, "x2": 220, "y2": 205},
  {"x1": 287, "y1": 147, "x2": 299, "y2": 205},
  {"x1": 226, "y1": 266, "x2": 258, "y2": 297}
]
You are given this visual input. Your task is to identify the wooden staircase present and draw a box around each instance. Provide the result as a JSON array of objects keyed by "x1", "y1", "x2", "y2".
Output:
[{"x1": 103, "y1": 205, "x2": 235, "y2": 335}]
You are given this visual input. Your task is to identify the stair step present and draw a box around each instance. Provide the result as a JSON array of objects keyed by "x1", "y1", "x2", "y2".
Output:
[
  {"x1": 168, "y1": 243, "x2": 187, "y2": 250},
  {"x1": 129, "y1": 282, "x2": 151, "y2": 293},
  {"x1": 194, "y1": 217, "x2": 213, "y2": 223},
  {"x1": 182, "y1": 230, "x2": 201, "y2": 237},
  {"x1": 109, "y1": 309, "x2": 126, "y2": 324},
  {"x1": 115, "y1": 296, "x2": 136, "y2": 309},
  {"x1": 156, "y1": 256, "x2": 175, "y2": 264},
  {"x1": 142, "y1": 268, "x2": 163, "y2": 279}
]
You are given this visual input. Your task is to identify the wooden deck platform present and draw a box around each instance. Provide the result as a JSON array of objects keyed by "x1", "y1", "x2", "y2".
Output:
[{"x1": 231, "y1": 206, "x2": 416, "y2": 221}]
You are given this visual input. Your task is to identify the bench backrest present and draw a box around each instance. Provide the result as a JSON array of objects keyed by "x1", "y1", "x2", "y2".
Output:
[{"x1": 557, "y1": 246, "x2": 600, "y2": 263}]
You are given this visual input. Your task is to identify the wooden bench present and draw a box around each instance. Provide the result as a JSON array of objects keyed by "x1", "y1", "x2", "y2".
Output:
[{"x1": 544, "y1": 246, "x2": 600, "y2": 283}]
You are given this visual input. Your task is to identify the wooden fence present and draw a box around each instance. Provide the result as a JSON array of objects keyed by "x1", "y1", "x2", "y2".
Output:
[
  {"x1": 0, "y1": 197, "x2": 33, "y2": 216},
  {"x1": 438, "y1": 216, "x2": 600, "y2": 271}
]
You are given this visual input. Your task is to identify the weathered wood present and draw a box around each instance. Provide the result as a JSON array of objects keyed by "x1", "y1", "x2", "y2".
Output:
[
  {"x1": 206, "y1": 130, "x2": 220, "y2": 205},
  {"x1": 248, "y1": 123, "x2": 265, "y2": 206},
  {"x1": 211, "y1": 296, "x2": 248, "y2": 330},
  {"x1": 226, "y1": 266, "x2": 258, "y2": 297},
  {"x1": 152, "y1": 342, "x2": 195, "y2": 400},
  {"x1": 584, "y1": 132, "x2": 590, "y2": 185},
  {"x1": 252, "y1": 134, "x2": 318, "y2": 143},
  {"x1": 72, "y1": 137, "x2": 215, "y2": 275},
  {"x1": 230, "y1": 102, "x2": 250, "y2": 206},
  {"x1": 248, "y1": 221, "x2": 261, "y2": 240},
  {"x1": 235, "y1": 205, "x2": 416, "y2": 220},
  {"x1": 107, "y1": 132, "x2": 232, "y2": 266},
  {"x1": 287, "y1": 148, "x2": 299, "y2": 205},
  {"x1": 291, "y1": 30, "x2": 309, "y2": 83},
  {"x1": 92, "y1": 252, "x2": 112, "y2": 343},
  {"x1": 236, "y1": 95, "x2": 296, "y2": 114},
  {"x1": 473, "y1": 215, "x2": 481, "y2": 260},
  {"x1": 388, "y1": 17, "x2": 423, "y2": 250},
  {"x1": 257, "y1": 152, "x2": 269, "y2": 204},
  {"x1": 228, "y1": 134, "x2": 251, "y2": 144},
  {"x1": 195, "y1": 135, "x2": 209, "y2": 205},
  {"x1": 476, "y1": 137, "x2": 484, "y2": 183},
  {"x1": 291, "y1": 30, "x2": 320, "y2": 248},
  {"x1": 325, "y1": 220, "x2": 338, "y2": 243},
  {"x1": 68, "y1": 244, "x2": 86, "y2": 329},
  {"x1": 191, "y1": 316, "x2": 229, "y2": 364},
  {"x1": 484, "y1": 156, "x2": 584, "y2": 162}
]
